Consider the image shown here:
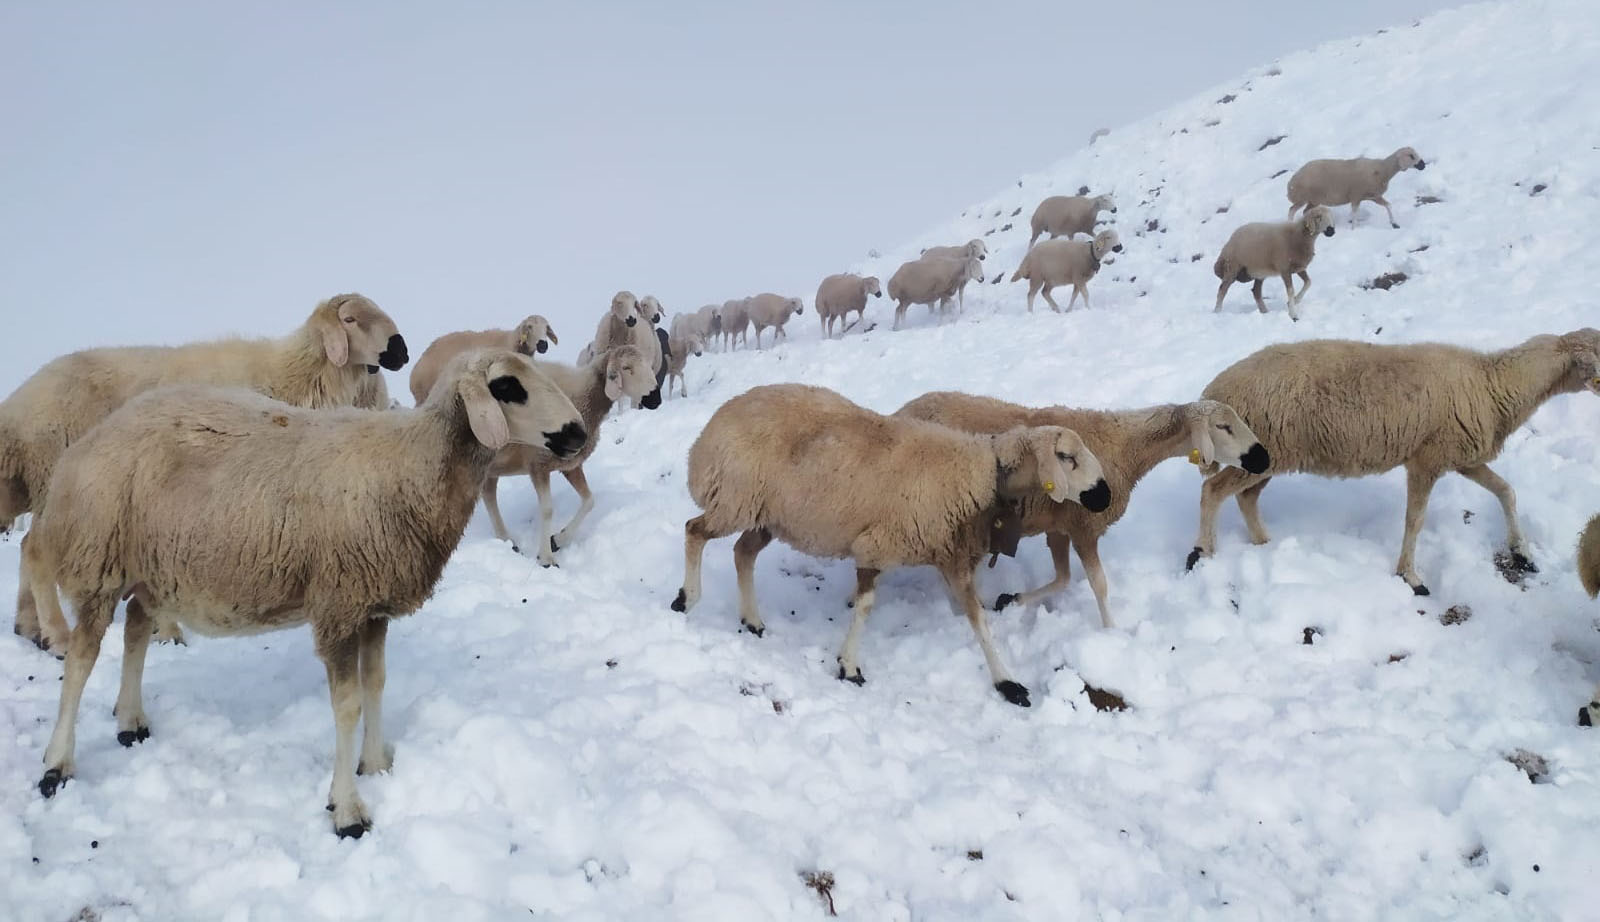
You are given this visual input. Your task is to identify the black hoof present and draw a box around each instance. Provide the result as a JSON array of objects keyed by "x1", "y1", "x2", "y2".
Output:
[
  {"x1": 550, "y1": 536, "x2": 560, "y2": 553},
  {"x1": 995, "y1": 680, "x2": 1032, "y2": 707},
  {"x1": 39, "y1": 769, "x2": 65, "y2": 798},
  {"x1": 1509, "y1": 553, "x2": 1538, "y2": 574},
  {"x1": 1412, "y1": 583, "x2": 1431, "y2": 597},
  {"x1": 1184, "y1": 547, "x2": 1202, "y2": 572},
  {"x1": 670, "y1": 589, "x2": 687, "y2": 613},
  {"x1": 510, "y1": 544, "x2": 520, "y2": 554},
  {"x1": 335, "y1": 821, "x2": 370, "y2": 839},
  {"x1": 837, "y1": 666, "x2": 866, "y2": 686},
  {"x1": 743, "y1": 622, "x2": 765, "y2": 637},
  {"x1": 539, "y1": 559, "x2": 557, "y2": 569},
  {"x1": 994, "y1": 593, "x2": 1018, "y2": 610},
  {"x1": 1581, "y1": 704, "x2": 1596, "y2": 728},
  {"x1": 117, "y1": 729, "x2": 141, "y2": 747}
]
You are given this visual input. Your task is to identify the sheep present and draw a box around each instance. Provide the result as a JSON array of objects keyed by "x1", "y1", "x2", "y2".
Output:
[
  {"x1": 921, "y1": 239, "x2": 988, "y2": 262},
  {"x1": 407, "y1": 315, "x2": 557, "y2": 404},
  {"x1": 1578, "y1": 514, "x2": 1600, "y2": 727},
  {"x1": 675, "y1": 305, "x2": 722, "y2": 346},
  {"x1": 745, "y1": 293, "x2": 804, "y2": 348},
  {"x1": 1186, "y1": 330, "x2": 1600, "y2": 595},
  {"x1": 23, "y1": 348, "x2": 587, "y2": 836},
  {"x1": 1287, "y1": 146, "x2": 1427, "y2": 228},
  {"x1": 1212, "y1": 206, "x2": 1336, "y2": 321},
  {"x1": 480, "y1": 345, "x2": 657, "y2": 565},
  {"x1": 1028, "y1": 194, "x2": 1117, "y2": 247},
  {"x1": 895, "y1": 393, "x2": 1268, "y2": 627},
  {"x1": 3, "y1": 293, "x2": 409, "y2": 653},
  {"x1": 886, "y1": 256, "x2": 985, "y2": 330},
  {"x1": 814, "y1": 273, "x2": 882, "y2": 338},
  {"x1": 1009, "y1": 228, "x2": 1123, "y2": 313},
  {"x1": 668, "y1": 383, "x2": 1112, "y2": 706},
  {"x1": 582, "y1": 291, "x2": 642, "y2": 360},
  {"x1": 579, "y1": 292, "x2": 663, "y2": 409},
  {"x1": 719, "y1": 298, "x2": 751, "y2": 350},
  {"x1": 665, "y1": 328, "x2": 706, "y2": 399}
]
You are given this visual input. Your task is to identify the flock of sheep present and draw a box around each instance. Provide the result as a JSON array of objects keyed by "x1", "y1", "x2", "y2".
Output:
[{"x1": 3, "y1": 144, "x2": 1598, "y2": 841}]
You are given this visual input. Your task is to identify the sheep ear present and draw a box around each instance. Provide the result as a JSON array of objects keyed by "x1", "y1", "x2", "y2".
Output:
[
  {"x1": 545, "y1": 325, "x2": 559, "y2": 345},
  {"x1": 319, "y1": 316, "x2": 349, "y2": 367},
  {"x1": 1190, "y1": 419, "x2": 1217, "y2": 467},
  {"x1": 458, "y1": 374, "x2": 510, "y2": 450}
]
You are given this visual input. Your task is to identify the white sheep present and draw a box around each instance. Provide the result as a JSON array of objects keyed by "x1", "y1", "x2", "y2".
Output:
[
  {"x1": 745, "y1": 293, "x2": 804, "y2": 348},
  {"x1": 886, "y1": 256, "x2": 985, "y2": 330},
  {"x1": 3, "y1": 293, "x2": 409, "y2": 653},
  {"x1": 1028, "y1": 194, "x2": 1117, "y2": 247},
  {"x1": 921, "y1": 239, "x2": 988, "y2": 263},
  {"x1": 814, "y1": 273, "x2": 882, "y2": 338},
  {"x1": 665, "y1": 327, "x2": 706, "y2": 399},
  {"x1": 480, "y1": 345, "x2": 658, "y2": 565},
  {"x1": 24, "y1": 348, "x2": 586, "y2": 836},
  {"x1": 669, "y1": 383, "x2": 1112, "y2": 706},
  {"x1": 719, "y1": 298, "x2": 751, "y2": 350},
  {"x1": 407, "y1": 315, "x2": 557, "y2": 404},
  {"x1": 675, "y1": 305, "x2": 723, "y2": 347},
  {"x1": 1187, "y1": 330, "x2": 1600, "y2": 595},
  {"x1": 1287, "y1": 146, "x2": 1427, "y2": 228},
  {"x1": 895, "y1": 392, "x2": 1268, "y2": 627},
  {"x1": 1212, "y1": 206, "x2": 1336, "y2": 320},
  {"x1": 1009, "y1": 228, "x2": 1123, "y2": 313}
]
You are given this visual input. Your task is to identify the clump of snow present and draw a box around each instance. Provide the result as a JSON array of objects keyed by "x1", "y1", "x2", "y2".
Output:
[{"x1": 5, "y1": 1, "x2": 1600, "y2": 918}]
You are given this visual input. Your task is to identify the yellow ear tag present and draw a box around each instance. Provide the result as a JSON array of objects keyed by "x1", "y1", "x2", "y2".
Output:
[
  {"x1": 1188, "y1": 449, "x2": 1202, "y2": 465},
  {"x1": 1043, "y1": 480, "x2": 1055, "y2": 493}
]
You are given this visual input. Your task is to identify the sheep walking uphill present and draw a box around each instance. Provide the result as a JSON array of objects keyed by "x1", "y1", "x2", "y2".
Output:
[
  {"x1": 1187, "y1": 330, "x2": 1600, "y2": 595},
  {"x1": 24, "y1": 349, "x2": 586, "y2": 837},
  {"x1": 1010, "y1": 229, "x2": 1123, "y2": 313},
  {"x1": 480, "y1": 346, "x2": 657, "y2": 565},
  {"x1": 886, "y1": 256, "x2": 984, "y2": 329},
  {"x1": 1213, "y1": 206, "x2": 1336, "y2": 320},
  {"x1": 896, "y1": 393, "x2": 1267, "y2": 627},
  {"x1": 745, "y1": 293, "x2": 804, "y2": 348},
  {"x1": 814, "y1": 274, "x2": 882, "y2": 338},
  {"x1": 921, "y1": 239, "x2": 988, "y2": 263},
  {"x1": 719, "y1": 298, "x2": 751, "y2": 350},
  {"x1": 665, "y1": 327, "x2": 706, "y2": 399},
  {"x1": 669, "y1": 384, "x2": 1112, "y2": 706},
  {"x1": 1578, "y1": 514, "x2": 1600, "y2": 727},
  {"x1": 1028, "y1": 194, "x2": 1116, "y2": 247},
  {"x1": 2, "y1": 293, "x2": 409, "y2": 653},
  {"x1": 1288, "y1": 146, "x2": 1427, "y2": 228},
  {"x1": 408, "y1": 315, "x2": 557, "y2": 404}
]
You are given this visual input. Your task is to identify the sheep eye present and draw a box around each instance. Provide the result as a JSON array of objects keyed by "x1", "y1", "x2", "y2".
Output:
[
  {"x1": 1218, "y1": 424, "x2": 1233, "y2": 434},
  {"x1": 342, "y1": 316, "x2": 357, "y2": 324},
  {"x1": 608, "y1": 372, "x2": 618, "y2": 381}
]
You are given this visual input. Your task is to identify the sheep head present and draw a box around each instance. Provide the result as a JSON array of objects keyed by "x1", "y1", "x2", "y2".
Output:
[
  {"x1": 515, "y1": 315, "x2": 556, "y2": 355},
  {"x1": 1302, "y1": 206, "x2": 1336, "y2": 238},
  {"x1": 311, "y1": 293, "x2": 408, "y2": 373},
  {"x1": 602, "y1": 344, "x2": 655, "y2": 403},
  {"x1": 1184, "y1": 400, "x2": 1270, "y2": 475},
  {"x1": 864, "y1": 276, "x2": 883, "y2": 298},
  {"x1": 611, "y1": 291, "x2": 639, "y2": 326},
  {"x1": 1557, "y1": 329, "x2": 1600, "y2": 394},
  {"x1": 995, "y1": 426, "x2": 1111, "y2": 512},
  {"x1": 1394, "y1": 147, "x2": 1426, "y2": 171},
  {"x1": 457, "y1": 350, "x2": 585, "y2": 457}
]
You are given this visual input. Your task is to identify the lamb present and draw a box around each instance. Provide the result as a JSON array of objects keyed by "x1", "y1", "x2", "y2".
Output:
[
  {"x1": 895, "y1": 393, "x2": 1268, "y2": 627},
  {"x1": 1186, "y1": 330, "x2": 1600, "y2": 595},
  {"x1": 886, "y1": 256, "x2": 985, "y2": 330},
  {"x1": 3, "y1": 293, "x2": 409, "y2": 653},
  {"x1": 407, "y1": 315, "x2": 557, "y2": 404},
  {"x1": 1578, "y1": 514, "x2": 1600, "y2": 727},
  {"x1": 480, "y1": 345, "x2": 657, "y2": 566},
  {"x1": 1028, "y1": 194, "x2": 1117, "y2": 247},
  {"x1": 1287, "y1": 146, "x2": 1427, "y2": 229},
  {"x1": 719, "y1": 298, "x2": 751, "y2": 350},
  {"x1": 1212, "y1": 206, "x2": 1336, "y2": 321},
  {"x1": 921, "y1": 239, "x2": 988, "y2": 262},
  {"x1": 1009, "y1": 228, "x2": 1123, "y2": 313},
  {"x1": 814, "y1": 273, "x2": 882, "y2": 338},
  {"x1": 745, "y1": 293, "x2": 804, "y2": 348},
  {"x1": 668, "y1": 383, "x2": 1112, "y2": 706},
  {"x1": 665, "y1": 328, "x2": 706, "y2": 399},
  {"x1": 23, "y1": 348, "x2": 586, "y2": 836}
]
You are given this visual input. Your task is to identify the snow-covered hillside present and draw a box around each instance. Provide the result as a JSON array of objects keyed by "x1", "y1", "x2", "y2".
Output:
[{"x1": 5, "y1": 1, "x2": 1600, "y2": 919}]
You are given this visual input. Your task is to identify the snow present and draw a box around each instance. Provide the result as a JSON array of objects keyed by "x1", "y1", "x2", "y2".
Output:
[{"x1": 5, "y1": 0, "x2": 1600, "y2": 918}]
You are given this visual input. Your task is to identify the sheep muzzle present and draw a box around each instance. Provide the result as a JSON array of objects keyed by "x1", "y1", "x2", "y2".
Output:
[
  {"x1": 1240, "y1": 443, "x2": 1270, "y2": 475},
  {"x1": 1415, "y1": 160, "x2": 1427, "y2": 170},
  {"x1": 1322, "y1": 226, "x2": 1335, "y2": 237},
  {"x1": 1079, "y1": 479, "x2": 1112, "y2": 513},
  {"x1": 625, "y1": 316, "x2": 638, "y2": 327},
  {"x1": 535, "y1": 340, "x2": 549, "y2": 354},
  {"x1": 379, "y1": 334, "x2": 409, "y2": 371},
  {"x1": 543, "y1": 421, "x2": 587, "y2": 459}
]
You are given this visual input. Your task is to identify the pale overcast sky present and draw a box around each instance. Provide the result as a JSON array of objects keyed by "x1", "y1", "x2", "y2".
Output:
[{"x1": 0, "y1": 0, "x2": 1462, "y2": 396}]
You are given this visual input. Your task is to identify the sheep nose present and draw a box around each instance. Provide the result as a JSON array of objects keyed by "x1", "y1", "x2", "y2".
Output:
[
  {"x1": 873, "y1": 291, "x2": 882, "y2": 297},
  {"x1": 1112, "y1": 245, "x2": 1124, "y2": 253},
  {"x1": 1078, "y1": 479, "x2": 1111, "y2": 512},
  {"x1": 625, "y1": 316, "x2": 637, "y2": 327},
  {"x1": 1110, "y1": 207, "x2": 1118, "y2": 213},
  {"x1": 1240, "y1": 443, "x2": 1270, "y2": 475},
  {"x1": 543, "y1": 421, "x2": 587, "y2": 459},
  {"x1": 535, "y1": 340, "x2": 549, "y2": 354},
  {"x1": 1323, "y1": 226, "x2": 1335, "y2": 237},
  {"x1": 379, "y1": 334, "x2": 409, "y2": 370},
  {"x1": 1415, "y1": 160, "x2": 1427, "y2": 170},
  {"x1": 641, "y1": 389, "x2": 662, "y2": 410}
]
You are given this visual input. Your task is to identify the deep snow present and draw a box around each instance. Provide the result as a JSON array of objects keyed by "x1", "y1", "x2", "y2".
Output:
[{"x1": 5, "y1": 1, "x2": 1600, "y2": 919}]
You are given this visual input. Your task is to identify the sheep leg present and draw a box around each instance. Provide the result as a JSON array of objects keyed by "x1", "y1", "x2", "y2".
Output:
[
  {"x1": 733, "y1": 527, "x2": 773, "y2": 636},
  {"x1": 14, "y1": 554, "x2": 44, "y2": 650},
  {"x1": 1040, "y1": 285, "x2": 1062, "y2": 313},
  {"x1": 1214, "y1": 278, "x2": 1233, "y2": 313},
  {"x1": 113, "y1": 596, "x2": 153, "y2": 746},
  {"x1": 1456, "y1": 463, "x2": 1533, "y2": 567},
  {"x1": 943, "y1": 564, "x2": 1028, "y2": 707},
  {"x1": 753, "y1": 327, "x2": 764, "y2": 350},
  {"x1": 673, "y1": 514, "x2": 735, "y2": 613},
  {"x1": 996, "y1": 530, "x2": 1072, "y2": 612},
  {"x1": 1349, "y1": 203, "x2": 1360, "y2": 227},
  {"x1": 893, "y1": 302, "x2": 907, "y2": 330},
  {"x1": 1281, "y1": 273, "x2": 1300, "y2": 321},
  {"x1": 1583, "y1": 685, "x2": 1600, "y2": 727},
  {"x1": 481, "y1": 475, "x2": 516, "y2": 549},
  {"x1": 318, "y1": 630, "x2": 371, "y2": 838},
  {"x1": 1374, "y1": 195, "x2": 1398, "y2": 229},
  {"x1": 1287, "y1": 202, "x2": 1303, "y2": 219},
  {"x1": 1074, "y1": 535, "x2": 1113, "y2": 630},
  {"x1": 357, "y1": 617, "x2": 392, "y2": 775},
  {"x1": 1250, "y1": 279, "x2": 1267, "y2": 314},
  {"x1": 1295, "y1": 270, "x2": 1311, "y2": 301},
  {"x1": 39, "y1": 591, "x2": 115, "y2": 797},
  {"x1": 1396, "y1": 465, "x2": 1442, "y2": 595},
  {"x1": 1236, "y1": 477, "x2": 1273, "y2": 545},
  {"x1": 836, "y1": 567, "x2": 878, "y2": 684},
  {"x1": 551, "y1": 466, "x2": 593, "y2": 553},
  {"x1": 1188, "y1": 466, "x2": 1261, "y2": 569},
  {"x1": 531, "y1": 469, "x2": 557, "y2": 567},
  {"x1": 1026, "y1": 281, "x2": 1042, "y2": 313}
]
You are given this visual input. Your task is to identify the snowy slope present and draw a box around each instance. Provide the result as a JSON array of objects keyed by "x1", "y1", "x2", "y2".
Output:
[{"x1": 5, "y1": 1, "x2": 1600, "y2": 919}]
